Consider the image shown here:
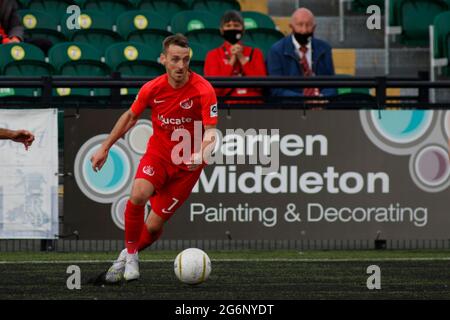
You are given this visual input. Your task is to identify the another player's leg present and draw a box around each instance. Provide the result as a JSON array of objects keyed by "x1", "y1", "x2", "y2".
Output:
[{"x1": 105, "y1": 178, "x2": 155, "y2": 283}]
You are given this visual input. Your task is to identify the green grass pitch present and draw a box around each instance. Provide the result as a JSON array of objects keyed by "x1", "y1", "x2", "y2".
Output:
[{"x1": 1, "y1": 250, "x2": 450, "y2": 300}]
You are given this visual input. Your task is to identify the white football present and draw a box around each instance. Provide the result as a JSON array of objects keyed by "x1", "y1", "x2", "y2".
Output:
[{"x1": 174, "y1": 248, "x2": 211, "y2": 285}]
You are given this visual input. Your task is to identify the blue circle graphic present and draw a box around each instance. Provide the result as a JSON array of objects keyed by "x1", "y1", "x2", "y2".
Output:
[
  {"x1": 82, "y1": 146, "x2": 131, "y2": 195},
  {"x1": 371, "y1": 110, "x2": 433, "y2": 144}
]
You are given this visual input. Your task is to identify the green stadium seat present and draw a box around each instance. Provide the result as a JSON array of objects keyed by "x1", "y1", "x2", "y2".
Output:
[
  {"x1": 61, "y1": 10, "x2": 123, "y2": 54},
  {"x1": 188, "y1": 41, "x2": 207, "y2": 75},
  {"x1": 182, "y1": 0, "x2": 196, "y2": 9},
  {"x1": 388, "y1": 0, "x2": 448, "y2": 46},
  {"x1": 17, "y1": 0, "x2": 31, "y2": 9},
  {"x1": 171, "y1": 10, "x2": 222, "y2": 51},
  {"x1": 191, "y1": 0, "x2": 241, "y2": 17},
  {"x1": 48, "y1": 42, "x2": 110, "y2": 96},
  {"x1": 243, "y1": 29, "x2": 285, "y2": 58},
  {"x1": 0, "y1": 43, "x2": 53, "y2": 96},
  {"x1": 82, "y1": 0, "x2": 134, "y2": 21},
  {"x1": 242, "y1": 11, "x2": 276, "y2": 30},
  {"x1": 328, "y1": 74, "x2": 374, "y2": 106},
  {"x1": 116, "y1": 10, "x2": 172, "y2": 46},
  {"x1": 170, "y1": 10, "x2": 220, "y2": 34},
  {"x1": 187, "y1": 29, "x2": 223, "y2": 51},
  {"x1": 400, "y1": 0, "x2": 448, "y2": 45},
  {"x1": 433, "y1": 11, "x2": 450, "y2": 75},
  {"x1": 389, "y1": 0, "x2": 402, "y2": 27},
  {"x1": 18, "y1": 10, "x2": 67, "y2": 45},
  {"x1": 337, "y1": 87, "x2": 372, "y2": 95},
  {"x1": 105, "y1": 42, "x2": 164, "y2": 95},
  {"x1": 335, "y1": 75, "x2": 372, "y2": 95},
  {"x1": 137, "y1": 0, "x2": 188, "y2": 23},
  {"x1": 352, "y1": 0, "x2": 385, "y2": 12},
  {"x1": 28, "y1": 0, "x2": 75, "y2": 17}
]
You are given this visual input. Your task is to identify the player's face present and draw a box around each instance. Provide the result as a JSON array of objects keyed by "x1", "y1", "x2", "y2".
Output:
[{"x1": 161, "y1": 45, "x2": 191, "y2": 85}]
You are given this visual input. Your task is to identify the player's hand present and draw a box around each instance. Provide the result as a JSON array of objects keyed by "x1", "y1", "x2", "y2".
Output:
[
  {"x1": 11, "y1": 130, "x2": 35, "y2": 151},
  {"x1": 185, "y1": 152, "x2": 202, "y2": 171},
  {"x1": 91, "y1": 147, "x2": 109, "y2": 172}
]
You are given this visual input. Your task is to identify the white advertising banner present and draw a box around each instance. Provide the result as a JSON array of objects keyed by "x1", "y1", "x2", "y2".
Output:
[{"x1": 0, "y1": 109, "x2": 58, "y2": 239}]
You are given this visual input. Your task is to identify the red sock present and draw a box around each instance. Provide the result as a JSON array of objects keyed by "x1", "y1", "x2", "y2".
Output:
[
  {"x1": 124, "y1": 200, "x2": 145, "y2": 254},
  {"x1": 137, "y1": 226, "x2": 163, "y2": 252}
]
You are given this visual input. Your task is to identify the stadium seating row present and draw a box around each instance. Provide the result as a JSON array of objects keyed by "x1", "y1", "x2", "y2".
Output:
[
  {"x1": 387, "y1": 0, "x2": 449, "y2": 45},
  {"x1": 16, "y1": 0, "x2": 241, "y2": 19},
  {"x1": 0, "y1": 40, "x2": 232, "y2": 96},
  {"x1": 1, "y1": 0, "x2": 286, "y2": 97},
  {"x1": 382, "y1": 0, "x2": 450, "y2": 75},
  {"x1": 18, "y1": 9, "x2": 283, "y2": 54},
  {"x1": 344, "y1": 0, "x2": 450, "y2": 75}
]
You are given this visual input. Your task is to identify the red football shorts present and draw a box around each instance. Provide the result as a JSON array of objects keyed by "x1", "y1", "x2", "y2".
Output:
[{"x1": 134, "y1": 152, "x2": 203, "y2": 221}]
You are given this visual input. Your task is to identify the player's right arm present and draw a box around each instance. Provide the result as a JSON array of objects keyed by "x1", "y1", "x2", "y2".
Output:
[
  {"x1": 91, "y1": 83, "x2": 151, "y2": 172},
  {"x1": 90, "y1": 109, "x2": 139, "y2": 172}
]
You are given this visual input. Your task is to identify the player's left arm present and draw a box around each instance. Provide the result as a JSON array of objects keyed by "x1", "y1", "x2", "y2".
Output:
[
  {"x1": 186, "y1": 84, "x2": 218, "y2": 171},
  {"x1": 186, "y1": 124, "x2": 217, "y2": 171},
  {"x1": 201, "y1": 124, "x2": 217, "y2": 162}
]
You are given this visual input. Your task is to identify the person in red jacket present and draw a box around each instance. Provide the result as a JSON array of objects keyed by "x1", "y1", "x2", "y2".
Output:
[{"x1": 204, "y1": 10, "x2": 266, "y2": 103}]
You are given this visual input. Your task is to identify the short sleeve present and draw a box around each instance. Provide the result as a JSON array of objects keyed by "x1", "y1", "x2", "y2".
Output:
[
  {"x1": 131, "y1": 83, "x2": 151, "y2": 116},
  {"x1": 201, "y1": 83, "x2": 218, "y2": 126}
]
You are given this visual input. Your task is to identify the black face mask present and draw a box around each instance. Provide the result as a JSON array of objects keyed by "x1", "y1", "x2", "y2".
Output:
[
  {"x1": 294, "y1": 32, "x2": 313, "y2": 46},
  {"x1": 222, "y1": 29, "x2": 243, "y2": 45}
]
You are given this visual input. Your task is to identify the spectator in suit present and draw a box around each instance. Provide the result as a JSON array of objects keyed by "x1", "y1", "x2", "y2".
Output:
[
  {"x1": 267, "y1": 7, "x2": 337, "y2": 98},
  {"x1": 204, "y1": 10, "x2": 267, "y2": 103}
]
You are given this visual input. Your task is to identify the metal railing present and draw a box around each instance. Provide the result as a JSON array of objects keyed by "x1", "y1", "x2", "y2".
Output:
[
  {"x1": 1, "y1": 74, "x2": 449, "y2": 109},
  {"x1": 1, "y1": 239, "x2": 450, "y2": 252}
]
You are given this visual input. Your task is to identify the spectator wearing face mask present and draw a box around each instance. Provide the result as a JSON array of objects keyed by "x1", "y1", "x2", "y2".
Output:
[
  {"x1": 267, "y1": 8, "x2": 336, "y2": 98},
  {"x1": 204, "y1": 10, "x2": 267, "y2": 103}
]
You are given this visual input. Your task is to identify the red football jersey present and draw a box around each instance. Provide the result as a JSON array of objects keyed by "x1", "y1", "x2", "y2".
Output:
[{"x1": 131, "y1": 72, "x2": 218, "y2": 169}]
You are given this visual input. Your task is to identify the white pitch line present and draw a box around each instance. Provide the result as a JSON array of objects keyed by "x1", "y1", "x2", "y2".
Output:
[{"x1": 1, "y1": 257, "x2": 450, "y2": 264}]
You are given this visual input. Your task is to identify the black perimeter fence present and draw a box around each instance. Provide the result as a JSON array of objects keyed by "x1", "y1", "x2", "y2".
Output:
[{"x1": 0, "y1": 72, "x2": 449, "y2": 109}]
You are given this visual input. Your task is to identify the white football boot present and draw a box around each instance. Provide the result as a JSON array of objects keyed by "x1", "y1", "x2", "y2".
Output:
[
  {"x1": 124, "y1": 252, "x2": 140, "y2": 281},
  {"x1": 105, "y1": 249, "x2": 127, "y2": 283}
]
